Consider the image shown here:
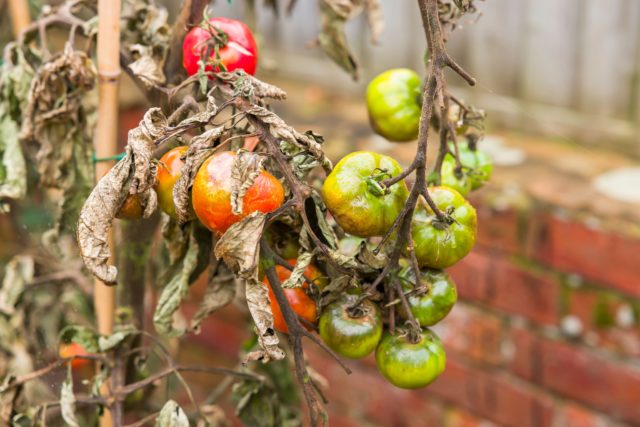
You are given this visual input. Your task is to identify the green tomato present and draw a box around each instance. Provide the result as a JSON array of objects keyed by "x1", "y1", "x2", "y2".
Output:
[
  {"x1": 398, "y1": 267, "x2": 457, "y2": 327},
  {"x1": 319, "y1": 295, "x2": 383, "y2": 359},
  {"x1": 412, "y1": 186, "x2": 477, "y2": 269},
  {"x1": 440, "y1": 157, "x2": 472, "y2": 196},
  {"x1": 322, "y1": 151, "x2": 409, "y2": 237},
  {"x1": 375, "y1": 329, "x2": 446, "y2": 389},
  {"x1": 453, "y1": 141, "x2": 493, "y2": 190},
  {"x1": 366, "y1": 69, "x2": 421, "y2": 142}
]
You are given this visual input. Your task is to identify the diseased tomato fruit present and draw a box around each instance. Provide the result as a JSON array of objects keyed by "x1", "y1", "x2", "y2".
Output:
[
  {"x1": 59, "y1": 342, "x2": 90, "y2": 370},
  {"x1": 322, "y1": 151, "x2": 409, "y2": 237},
  {"x1": 156, "y1": 146, "x2": 188, "y2": 219},
  {"x1": 449, "y1": 141, "x2": 493, "y2": 190},
  {"x1": 398, "y1": 267, "x2": 457, "y2": 327},
  {"x1": 116, "y1": 193, "x2": 144, "y2": 220},
  {"x1": 366, "y1": 68, "x2": 421, "y2": 142},
  {"x1": 192, "y1": 151, "x2": 285, "y2": 234},
  {"x1": 319, "y1": 295, "x2": 382, "y2": 359},
  {"x1": 412, "y1": 186, "x2": 477, "y2": 269},
  {"x1": 375, "y1": 329, "x2": 446, "y2": 389},
  {"x1": 182, "y1": 17, "x2": 258, "y2": 76},
  {"x1": 263, "y1": 278, "x2": 317, "y2": 334}
]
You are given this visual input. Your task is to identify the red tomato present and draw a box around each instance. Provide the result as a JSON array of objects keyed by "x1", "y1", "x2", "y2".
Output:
[
  {"x1": 59, "y1": 342, "x2": 90, "y2": 370},
  {"x1": 192, "y1": 151, "x2": 285, "y2": 234},
  {"x1": 182, "y1": 17, "x2": 258, "y2": 76}
]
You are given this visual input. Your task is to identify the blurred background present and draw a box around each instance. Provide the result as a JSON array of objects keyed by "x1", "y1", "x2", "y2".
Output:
[{"x1": 2, "y1": 1, "x2": 640, "y2": 426}]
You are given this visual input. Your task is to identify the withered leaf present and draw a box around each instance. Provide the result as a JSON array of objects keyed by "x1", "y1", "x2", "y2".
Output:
[
  {"x1": 154, "y1": 225, "x2": 201, "y2": 337},
  {"x1": 281, "y1": 252, "x2": 312, "y2": 289},
  {"x1": 172, "y1": 126, "x2": 223, "y2": 224},
  {"x1": 127, "y1": 44, "x2": 166, "y2": 88},
  {"x1": 190, "y1": 263, "x2": 236, "y2": 334},
  {"x1": 216, "y1": 70, "x2": 287, "y2": 101},
  {"x1": 318, "y1": 0, "x2": 360, "y2": 80},
  {"x1": 0, "y1": 256, "x2": 34, "y2": 316},
  {"x1": 0, "y1": 112, "x2": 26, "y2": 206},
  {"x1": 215, "y1": 213, "x2": 284, "y2": 362},
  {"x1": 230, "y1": 150, "x2": 265, "y2": 215},
  {"x1": 365, "y1": 0, "x2": 384, "y2": 43},
  {"x1": 60, "y1": 376, "x2": 80, "y2": 427},
  {"x1": 156, "y1": 400, "x2": 189, "y2": 427}
]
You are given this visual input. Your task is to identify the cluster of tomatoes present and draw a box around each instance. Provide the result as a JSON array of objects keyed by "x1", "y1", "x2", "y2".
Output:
[{"x1": 113, "y1": 17, "x2": 492, "y2": 391}]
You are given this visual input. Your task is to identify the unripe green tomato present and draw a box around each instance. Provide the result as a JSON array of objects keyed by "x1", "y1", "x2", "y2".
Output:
[
  {"x1": 322, "y1": 151, "x2": 409, "y2": 237},
  {"x1": 455, "y1": 142, "x2": 493, "y2": 190},
  {"x1": 398, "y1": 267, "x2": 457, "y2": 327},
  {"x1": 440, "y1": 158, "x2": 472, "y2": 196},
  {"x1": 412, "y1": 186, "x2": 477, "y2": 269},
  {"x1": 375, "y1": 329, "x2": 446, "y2": 389},
  {"x1": 319, "y1": 295, "x2": 383, "y2": 359},
  {"x1": 366, "y1": 69, "x2": 421, "y2": 142}
]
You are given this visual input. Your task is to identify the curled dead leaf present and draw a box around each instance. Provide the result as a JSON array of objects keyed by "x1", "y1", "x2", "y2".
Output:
[{"x1": 230, "y1": 150, "x2": 265, "y2": 216}]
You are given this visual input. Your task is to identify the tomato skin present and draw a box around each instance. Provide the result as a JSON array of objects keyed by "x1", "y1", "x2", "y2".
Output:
[
  {"x1": 440, "y1": 159, "x2": 472, "y2": 196},
  {"x1": 398, "y1": 267, "x2": 457, "y2": 327},
  {"x1": 263, "y1": 281, "x2": 317, "y2": 334},
  {"x1": 116, "y1": 193, "x2": 144, "y2": 220},
  {"x1": 182, "y1": 17, "x2": 258, "y2": 76},
  {"x1": 319, "y1": 295, "x2": 382, "y2": 359},
  {"x1": 322, "y1": 151, "x2": 409, "y2": 237},
  {"x1": 273, "y1": 259, "x2": 328, "y2": 290},
  {"x1": 59, "y1": 342, "x2": 90, "y2": 370},
  {"x1": 366, "y1": 69, "x2": 421, "y2": 142},
  {"x1": 156, "y1": 146, "x2": 188, "y2": 219},
  {"x1": 454, "y1": 141, "x2": 493, "y2": 190},
  {"x1": 375, "y1": 329, "x2": 446, "y2": 389},
  {"x1": 192, "y1": 151, "x2": 285, "y2": 234},
  {"x1": 412, "y1": 186, "x2": 477, "y2": 269}
]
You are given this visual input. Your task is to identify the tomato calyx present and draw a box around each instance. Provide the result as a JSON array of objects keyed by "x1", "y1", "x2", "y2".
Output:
[
  {"x1": 365, "y1": 168, "x2": 393, "y2": 197},
  {"x1": 346, "y1": 299, "x2": 372, "y2": 319},
  {"x1": 396, "y1": 324, "x2": 423, "y2": 345}
]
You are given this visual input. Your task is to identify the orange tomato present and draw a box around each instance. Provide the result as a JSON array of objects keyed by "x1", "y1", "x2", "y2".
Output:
[
  {"x1": 192, "y1": 151, "x2": 285, "y2": 234},
  {"x1": 59, "y1": 342, "x2": 90, "y2": 370},
  {"x1": 156, "y1": 146, "x2": 188, "y2": 219},
  {"x1": 116, "y1": 193, "x2": 144, "y2": 220}
]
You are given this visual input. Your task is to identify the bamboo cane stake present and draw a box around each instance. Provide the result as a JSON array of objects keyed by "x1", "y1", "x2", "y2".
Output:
[
  {"x1": 7, "y1": 0, "x2": 30, "y2": 37},
  {"x1": 95, "y1": 0, "x2": 121, "y2": 425}
]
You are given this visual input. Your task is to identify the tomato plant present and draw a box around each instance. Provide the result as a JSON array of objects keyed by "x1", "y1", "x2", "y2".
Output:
[
  {"x1": 322, "y1": 151, "x2": 409, "y2": 237},
  {"x1": 375, "y1": 329, "x2": 446, "y2": 389},
  {"x1": 182, "y1": 17, "x2": 258, "y2": 76},
  {"x1": 319, "y1": 295, "x2": 383, "y2": 359},
  {"x1": 192, "y1": 151, "x2": 285, "y2": 234},
  {"x1": 59, "y1": 342, "x2": 90, "y2": 370},
  {"x1": 366, "y1": 68, "x2": 422, "y2": 142}
]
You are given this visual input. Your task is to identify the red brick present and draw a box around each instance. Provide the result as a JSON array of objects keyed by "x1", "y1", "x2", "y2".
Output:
[
  {"x1": 528, "y1": 214, "x2": 640, "y2": 297},
  {"x1": 428, "y1": 358, "x2": 554, "y2": 427},
  {"x1": 474, "y1": 203, "x2": 524, "y2": 254},
  {"x1": 566, "y1": 288, "x2": 640, "y2": 358},
  {"x1": 555, "y1": 404, "x2": 618, "y2": 427},
  {"x1": 450, "y1": 252, "x2": 560, "y2": 325},
  {"x1": 435, "y1": 303, "x2": 504, "y2": 366},
  {"x1": 445, "y1": 407, "x2": 499, "y2": 427},
  {"x1": 509, "y1": 329, "x2": 640, "y2": 424}
]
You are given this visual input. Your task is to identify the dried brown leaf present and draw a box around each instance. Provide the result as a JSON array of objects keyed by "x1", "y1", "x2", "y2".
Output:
[
  {"x1": 318, "y1": 0, "x2": 360, "y2": 80},
  {"x1": 127, "y1": 44, "x2": 166, "y2": 88},
  {"x1": 365, "y1": 0, "x2": 384, "y2": 42},
  {"x1": 230, "y1": 151, "x2": 265, "y2": 215},
  {"x1": 190, "y1": 264, "x2": 236, "y2": 334},
  {"x1": 214, "y1": 213, "x2": 284, "y2": 362},
  {"x1": 215, "y1": 71, "x2": 287, "y2": 101},
  {"x1": 172, "y1": 126, "x2": 223, "y2": 224}
]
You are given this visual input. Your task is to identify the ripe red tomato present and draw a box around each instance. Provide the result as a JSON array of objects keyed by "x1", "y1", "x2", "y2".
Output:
[
  {"x1": 192, "y1": 151, "x2": 285, "y2": 234},
  {"x1": 59, "y1": 342, "x2": 90, "y2": 370},
  {"x1": 263, "y1": 280, "x2": 317, "y2": 334},
  {"x1": 156, "y1": 146, "x2": 188, "y2": 219},
  {"x1": 274, "y1": 259, "x2": 327, "y2": 290},
  {"x1": 182, "y1": 17, "x2": 258, "y2": 76}
]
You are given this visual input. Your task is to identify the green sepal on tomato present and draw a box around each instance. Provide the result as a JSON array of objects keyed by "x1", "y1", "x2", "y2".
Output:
[
  {"x1": 366, "y1": 68, "x2": 422, "y2": 142},
  {"x1": 375, "y1": 329, "x2": 446, "y2": 389},
  {"x1": 322, "y1": 151, "x2": 409, "y2": 238},
  {"x1": 412, "y1": 186, "x2": 477, "y2": 269},
  {"x1": 397, "y1": 267, "x2": 457, "y2": 327},
  {"x1": 319, "y1": 295, "x2": 383, "y2": 359}
]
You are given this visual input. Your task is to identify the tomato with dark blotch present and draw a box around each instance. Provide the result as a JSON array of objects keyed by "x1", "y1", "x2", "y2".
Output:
[
  {"x1": 116, "y1": 193, "x2": 145, "y2": 220},
  {"x1": 439, "y1": 159, "x2": 472, "y2": 196},
  {"x1": 366, "y1": 68, "x2": 422, "y2": 142},
  {"x1": 59, "y1": 342, "x2": 90, "y2": 370},
  {"x1": 375, "y1": 329, "x2": 446, "y2": 389},
  {"x1": 398, "y1": 267, "x2": 457, "y2": 327},
  {"x1": 412, "y1": 186, "x2": 477, "y2": 269},
  {"x1": 182, "y1": 17, "x2": 258, "y2": 76},
  {"x1": 319, "y1": 295, "x2": 383, "y2": 359},
  {"x1": 322, "y1": 151, "x2": 409, "y2": 237},
  {"x1": 156, "y1": 146, "x2": 188, "y2": 219},
  {"x1": 192, "y1": 151, "x2": 285, "y2": 234}
]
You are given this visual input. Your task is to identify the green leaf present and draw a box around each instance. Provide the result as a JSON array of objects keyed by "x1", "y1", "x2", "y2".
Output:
[{"x1": 60, "y1": 325, "x2": 100, "y2": 353}]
